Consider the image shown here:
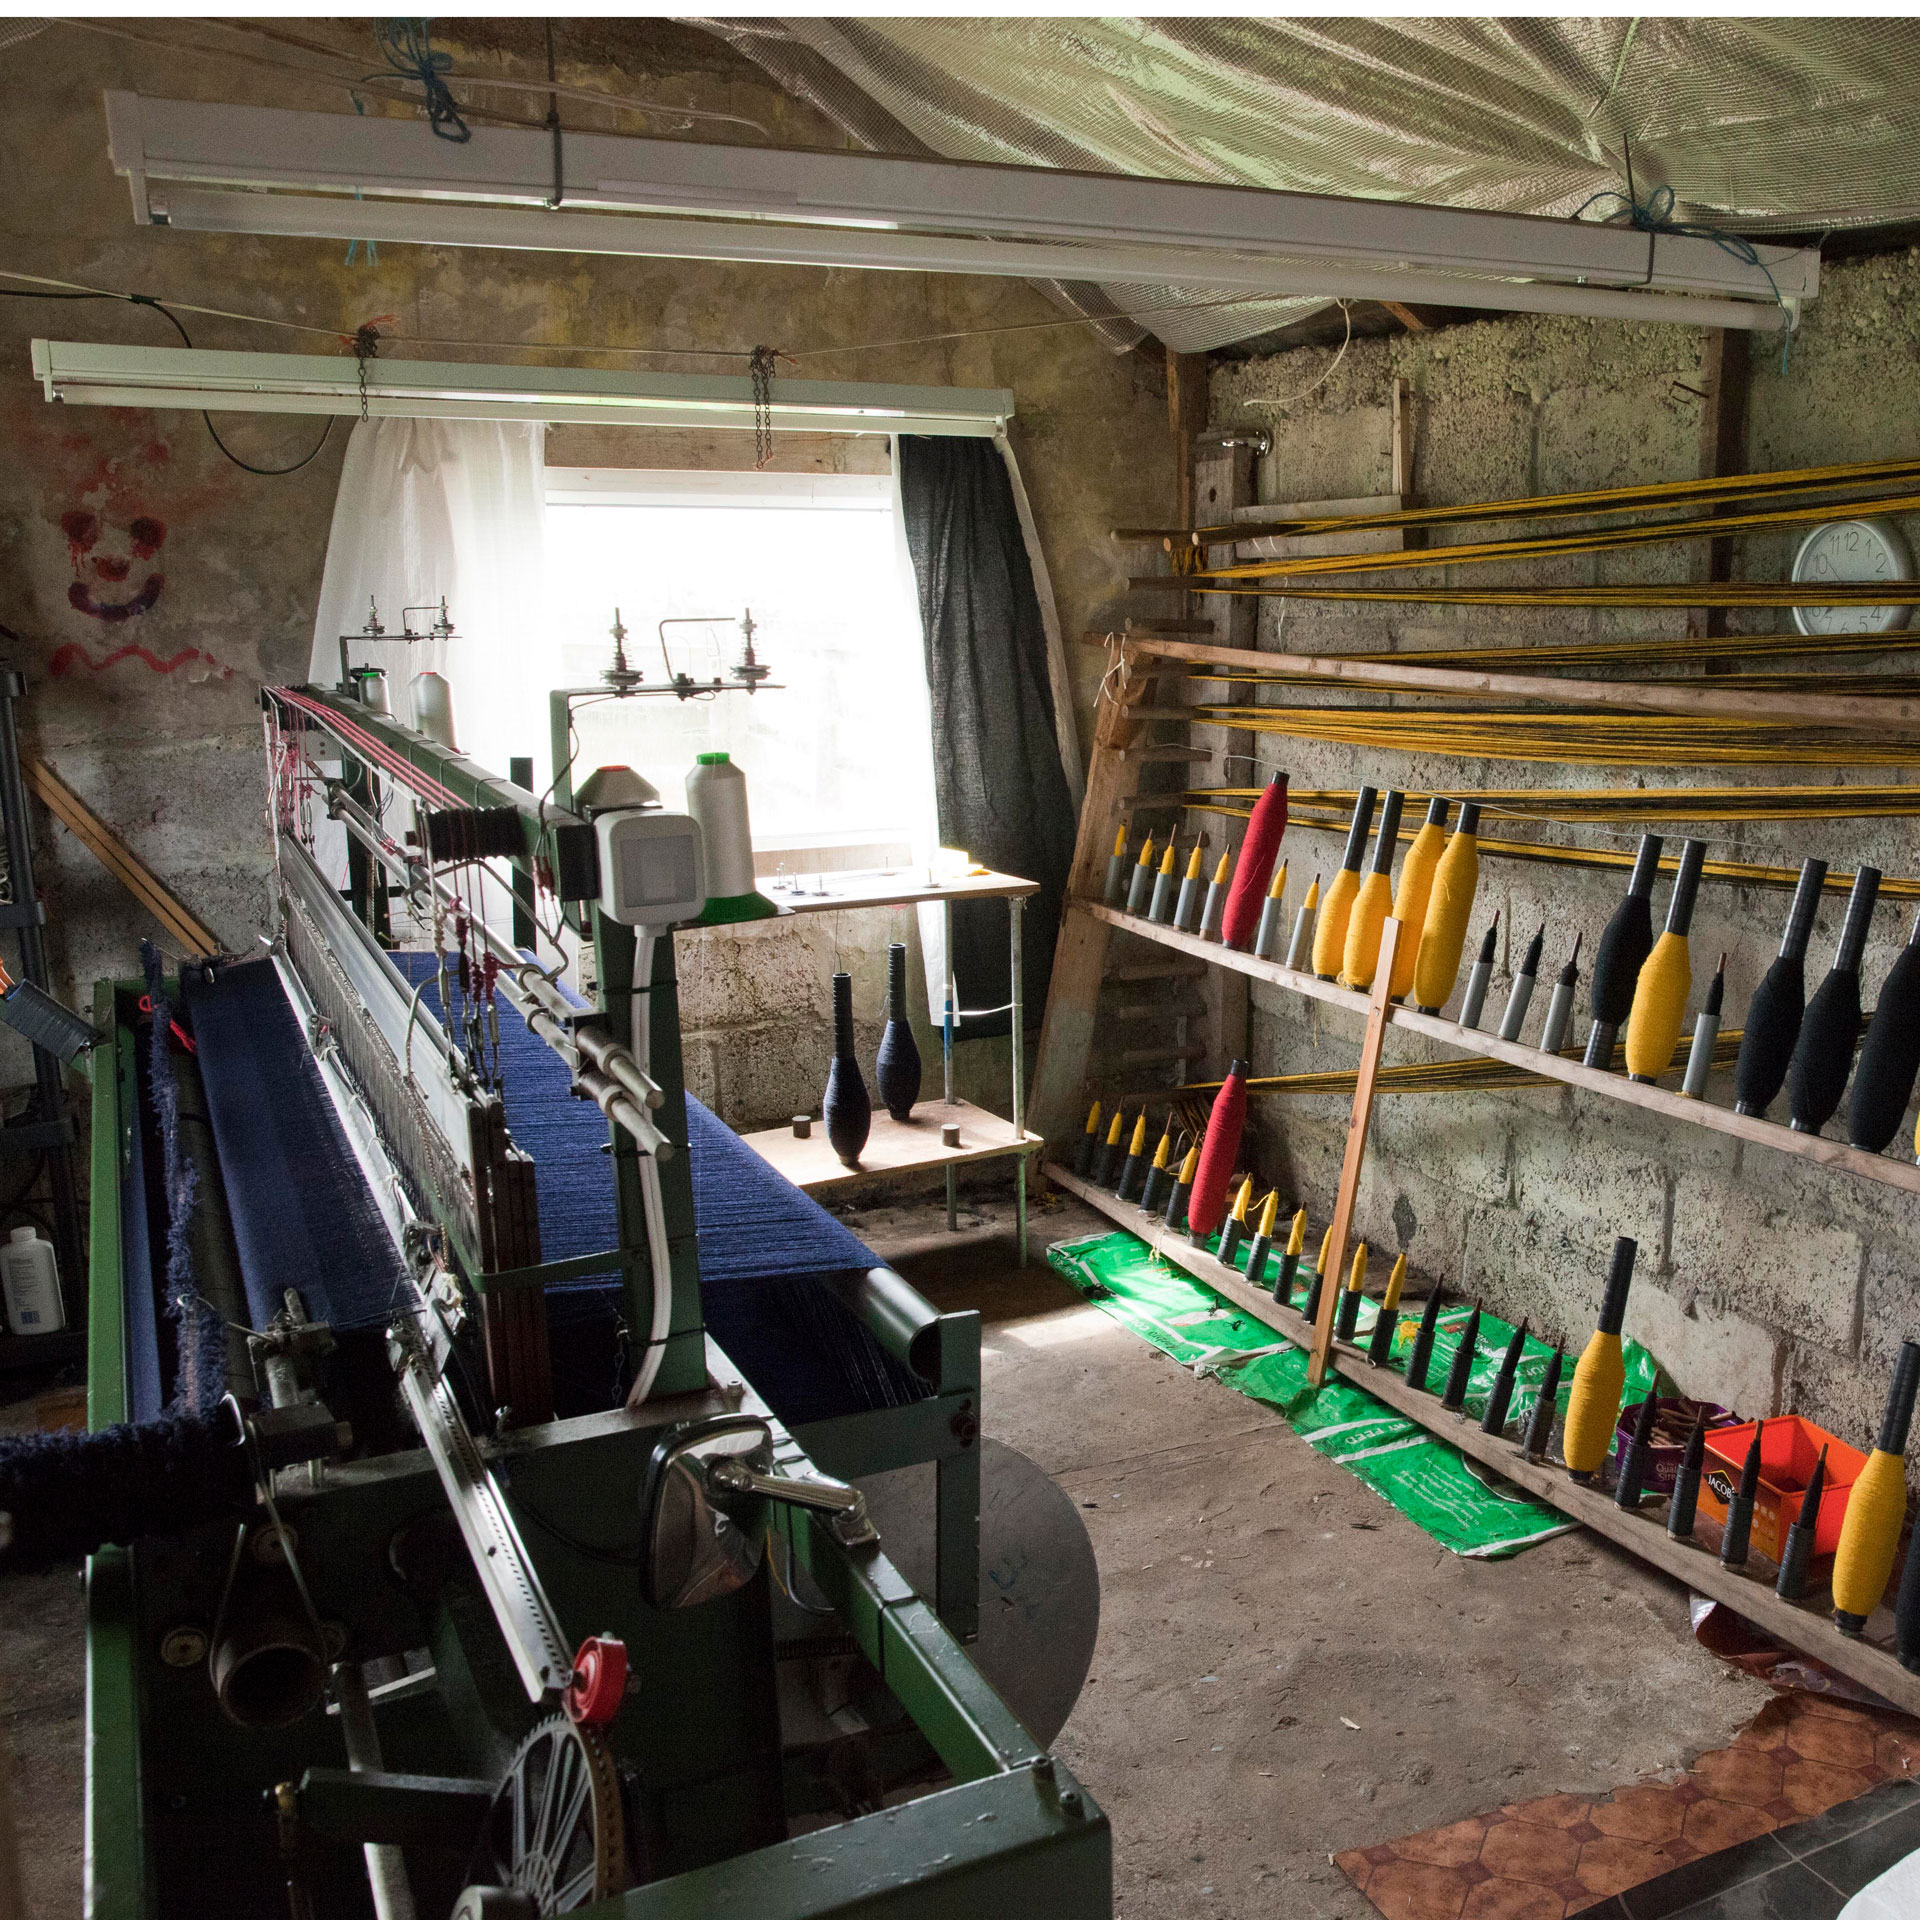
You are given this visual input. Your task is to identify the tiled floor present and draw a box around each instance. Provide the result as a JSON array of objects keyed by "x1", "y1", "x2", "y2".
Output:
[
  {"x1": 1336, "y1": 1691, "x2": 1920, "y2": 1918},
  {"x1": 1591, "y1": 1776, "x2": 1920, "y2": 1918}
]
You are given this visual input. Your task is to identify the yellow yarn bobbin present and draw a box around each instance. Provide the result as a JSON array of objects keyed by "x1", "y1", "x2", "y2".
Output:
[
  {"x1": 1561, "y1": 1330, "x2": 1625, "y2": 1475},
  {"x1": 1389, "y1": 812, "x2": 1449, "y2": 1000},
  {"x1": 1832, "y1": 1449, "x2": 1908, "y2": 1624},
  {"x1": 1413, "y1": 822, "x2": 1480, "y2": 1009},
  {"x1": 1624, "y1": 932, "x2": 1693, "y2": 1080},
  {"x1": 1312, "y1": 868, "x2": 1360, "y2": 977},
  {"x1": 1343, "y1": 872, "x2": 1394, "y2": 988}
]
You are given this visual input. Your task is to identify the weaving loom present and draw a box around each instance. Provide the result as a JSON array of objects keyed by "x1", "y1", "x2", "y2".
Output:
[{"x1": 30, "y1": 675, "x2": 1105, "y2": 1920}]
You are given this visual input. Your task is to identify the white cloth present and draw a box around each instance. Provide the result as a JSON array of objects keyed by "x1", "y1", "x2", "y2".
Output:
[
  {"x1": 307, "y1": 417, "x2": 550, "y2": 788},
  {"x1": 1839, "y1": 1845, "x2": 1920, "y2": 1918}
]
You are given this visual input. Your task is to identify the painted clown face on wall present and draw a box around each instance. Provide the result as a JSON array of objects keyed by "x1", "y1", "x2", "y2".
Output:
[{"x1": 60, "y1": 506, "x2": 167, "y2": 621}]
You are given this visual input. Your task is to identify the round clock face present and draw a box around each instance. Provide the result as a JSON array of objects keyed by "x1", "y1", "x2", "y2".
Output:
[{"x1": 1791, "y1": 517, "x2": 1914, "y2": 636}]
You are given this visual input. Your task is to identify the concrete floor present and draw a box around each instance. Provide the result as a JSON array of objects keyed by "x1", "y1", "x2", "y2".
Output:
[
  {"x1": 864, "y1": 1185, "x2": 1772, "y2": 1920},
  {"x1": 0, "y1": 1185, "x2": 1770, "y2": 1918}
]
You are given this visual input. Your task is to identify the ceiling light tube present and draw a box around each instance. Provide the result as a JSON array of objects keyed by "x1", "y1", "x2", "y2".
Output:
[
  {"x1": 152, "y1": 186, "x2": 1793, "y2": 334},
  {"x1": 29, "y1": 341, "x2": 1014, "y2": 436},
  {"x1": 105, "y1": 91, "x2": 1814, "y2": 319}
]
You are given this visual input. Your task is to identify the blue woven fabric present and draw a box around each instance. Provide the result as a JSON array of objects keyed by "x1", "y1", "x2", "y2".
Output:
[
  {"x1": 388, "y1": 954, "x2": 877, "y2": 1284},
  {"x1": 183, "y1": 958, "x2": 412, "y2": 1334},
  {"x1": 389, "y1": 953, "x2": 925, "y2": 1422}
]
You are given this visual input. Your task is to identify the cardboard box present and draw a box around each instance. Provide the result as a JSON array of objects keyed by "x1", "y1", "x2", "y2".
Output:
[
  {"x1": 1609, "y1": 1397, "x2": 1740, "y2": 1496},
  {"x1": 1697, "y1": 1415, "x2": 1867, "y2": 1565}
]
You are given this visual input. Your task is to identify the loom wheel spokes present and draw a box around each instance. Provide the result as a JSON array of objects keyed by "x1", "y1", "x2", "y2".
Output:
[{"x1": 470, "y1": 1714, "x2": 628, "y2": 1914}]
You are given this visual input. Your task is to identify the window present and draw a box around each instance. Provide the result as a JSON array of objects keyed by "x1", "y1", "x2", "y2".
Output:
[{"x1": 542, "y1": 467, "x2": 937, "y2": 868}]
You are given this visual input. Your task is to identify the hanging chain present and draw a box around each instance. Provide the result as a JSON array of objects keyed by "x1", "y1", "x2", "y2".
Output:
[
  {"x1": 352, "y1": 321, "x2": 383, "y2": 423},
  {"x1": 748, "y1": 344, "x2": 778, "y2": 469}
]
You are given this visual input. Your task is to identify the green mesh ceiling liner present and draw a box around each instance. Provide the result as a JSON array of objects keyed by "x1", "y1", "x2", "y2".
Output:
[
  {"x1": 689, "y1": 17, "x2": 1920, "y2": 351},
  {"x1": 1049, "y1": 1230, "x2": 1661, "y2": 1559}
]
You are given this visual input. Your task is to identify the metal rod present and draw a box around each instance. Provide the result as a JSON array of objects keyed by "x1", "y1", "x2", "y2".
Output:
[
  {"x1": 1011, "y1": 896, "x2": 1026, "y2": 1266},
  {"x1": 329, "y1": 1663, "x2": 419, "y2": 1920},
  {"x1": 944, "y1": 897, "x2": 956, "y2": 1235},
  {"x1": 325, "y1": 786, "x2": 668, "y2": 1151}
]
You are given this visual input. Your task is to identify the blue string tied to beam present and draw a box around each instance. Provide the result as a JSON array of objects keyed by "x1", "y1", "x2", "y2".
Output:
[{"x1": 1572, "y1": 176, "x2": 1795, "y2": 373}]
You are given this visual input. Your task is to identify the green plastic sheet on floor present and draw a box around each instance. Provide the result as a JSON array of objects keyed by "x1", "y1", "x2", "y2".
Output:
[{"x1": 1047, "y1": 1230, "x2": 1658, "y2": 1560}]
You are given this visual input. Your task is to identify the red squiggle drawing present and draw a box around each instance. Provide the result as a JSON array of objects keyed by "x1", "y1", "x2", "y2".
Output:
[{"x1": 49, "y1": 642, "x2": 234, "y2": 681}]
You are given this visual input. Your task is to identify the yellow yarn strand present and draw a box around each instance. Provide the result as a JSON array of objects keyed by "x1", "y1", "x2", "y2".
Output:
[
  {"x1": 1284, "y1": 1207, "x2": 1307, "y2": 1255},
  {"x1": 1187, "y1": 705, "x2": 1920, "y2": 770}
]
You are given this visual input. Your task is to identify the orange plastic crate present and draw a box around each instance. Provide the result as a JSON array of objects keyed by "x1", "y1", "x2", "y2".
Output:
[{"x1": 1698, "y1": 1414, "x2": 1866, "y2": 1565}]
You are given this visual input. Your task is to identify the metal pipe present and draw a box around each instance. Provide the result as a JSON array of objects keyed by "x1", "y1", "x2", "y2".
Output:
[
  {"x1": 330, "y1": 1662, "x2": 418, "y2": 1920},
  {"x1": 326, "y1": 788, "x2": 669, "y2": 1147}
]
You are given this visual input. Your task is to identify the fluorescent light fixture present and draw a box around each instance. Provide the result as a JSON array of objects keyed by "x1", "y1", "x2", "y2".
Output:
[
  {"x1": 105, "y1": 92, "x2": 1815, "y2": 334},
  {"x1": 30, "y1": 341, "x2": 1013, "y2": 436}
]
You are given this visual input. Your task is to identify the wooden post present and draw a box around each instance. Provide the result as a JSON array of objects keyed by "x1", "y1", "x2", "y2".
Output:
[
  {"x1": 1390, "y1": 377, "x2": 1413, "y2": 500},
  {"x1": 1688, "y1": 329, "x2": 1750, "y2": 645},
  {"x1": 1166, "y1": 348, "x2": 1209, "y2": 531},
  {"x1": 1028, "y1": 658, "x2": 1155, "y2": 1146},
  {"x1": 1309, "y1": 917, "x2": 1400, "y2": 1387},
  {"x1": 1192, "y1": 420, "x2": 1255, "y2": 1080}
]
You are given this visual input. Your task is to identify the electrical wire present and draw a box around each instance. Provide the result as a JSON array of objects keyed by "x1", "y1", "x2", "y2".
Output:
[
  {"x1": 0, "y1": 264, "x2": 1303, "y2": 370},
  {"x1": 0, "y1": 284, "x2": 333, "y2": 476}
]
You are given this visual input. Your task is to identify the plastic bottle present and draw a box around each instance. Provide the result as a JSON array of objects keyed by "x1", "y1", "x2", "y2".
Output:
[
  {"x1": 686, "y1": 753, "x2": 776, "y2": 922},
  {"x1": 409, "y1": 670, "x2": 458, "y2": 749},
  {"x1": 0, "y1": 1226, "x2": 64, "y2": 1335}
]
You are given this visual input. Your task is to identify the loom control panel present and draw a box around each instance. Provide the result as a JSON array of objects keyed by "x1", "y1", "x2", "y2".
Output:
[{"x1": 595, "y1": 807, "x2": 707, "y2": 928}]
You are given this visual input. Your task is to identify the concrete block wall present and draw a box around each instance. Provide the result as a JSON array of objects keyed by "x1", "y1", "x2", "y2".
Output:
[
  {"x1": 0, "y1": 23, "x2": 1170, "y2": 1128},
  {"x1": 1211, "y1": 252, "x2": 1920, "y2": 1451}
]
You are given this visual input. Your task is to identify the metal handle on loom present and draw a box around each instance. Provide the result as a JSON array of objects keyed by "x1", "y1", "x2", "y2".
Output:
[{"x1": 328, "y1": 782, "x2": 670, "y2": 1150}]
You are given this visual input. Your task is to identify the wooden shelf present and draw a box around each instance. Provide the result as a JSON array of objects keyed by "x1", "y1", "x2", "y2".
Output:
[
  {"x1": 1046, "y1": 1159, "x2": 1920, "y2": 1719},
  {"x1": 1075, "y1": 899, "x2": 1920, "y2": 1202},
  {"x1": 738, "y1": 1096, "x2": 1041, "y2": 1196}
]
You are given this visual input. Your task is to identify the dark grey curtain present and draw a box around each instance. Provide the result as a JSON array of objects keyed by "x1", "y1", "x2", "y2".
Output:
[{"x1": 898, "y1": 435, "x2": 1075, "y2": 1038}]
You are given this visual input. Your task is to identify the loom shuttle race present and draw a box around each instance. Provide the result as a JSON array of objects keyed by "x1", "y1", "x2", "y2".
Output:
[{"x1": 5, "y1": 649, "x2": 1110, "y2": 1920}]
